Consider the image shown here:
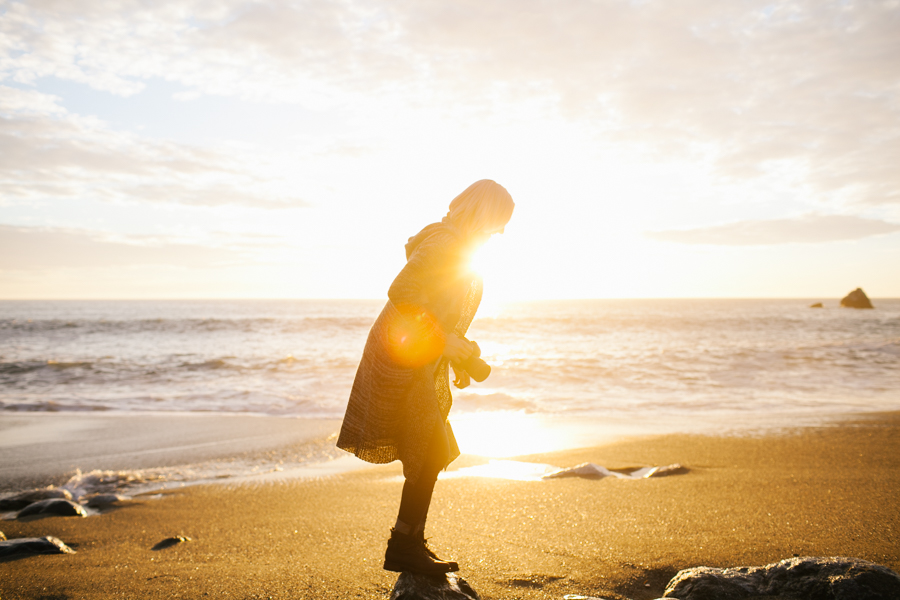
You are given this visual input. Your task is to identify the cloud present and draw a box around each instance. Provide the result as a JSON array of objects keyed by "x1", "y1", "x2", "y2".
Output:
[
  {"x1": 1, "y1": 0, "x2": 899, "y2": 207},
  {"x1": 645, "y1": 215, "x2": 900, "y2": 246},
  {"x1": 0, "y1": 224, "x2": 246, "y2": 269},
  {"x1": 0, "y1": 86, "x2": 307, "y2": 208}
]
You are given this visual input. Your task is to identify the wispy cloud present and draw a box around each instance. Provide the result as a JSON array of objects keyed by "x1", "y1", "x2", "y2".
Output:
[
  {"x1": 0, "y1": 224, "x2": 247, "y2": 269},
  {"x1": 3, "y1": 1, "x2": 899, "y2": 207},
  {"x1": 0, "y1": 86, "x2": 306, "y2": 208},
  {"x1": 645, "y1": 215, "x2": 900, "y2": 246}
]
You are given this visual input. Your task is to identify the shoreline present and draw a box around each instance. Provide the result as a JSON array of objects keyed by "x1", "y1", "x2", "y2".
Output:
[
  {"x1": 1, "y1": 408, "x2": 894, "y2": 496},
  {"x1": 0, "y1": 412, "x2": 346, "y2": 494},
  {"x1": 2, "y1": 411, "x2": 899, "y2": 599}
]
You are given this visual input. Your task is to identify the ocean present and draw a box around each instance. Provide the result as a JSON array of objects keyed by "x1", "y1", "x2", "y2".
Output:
[{"x1": 2, "y1": 299, "x2": 898, "y2": 433}]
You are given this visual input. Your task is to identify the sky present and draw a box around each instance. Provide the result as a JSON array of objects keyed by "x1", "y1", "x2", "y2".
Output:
[{"x1": 1, "y1": 0, "x2": 899, "y2": 301}]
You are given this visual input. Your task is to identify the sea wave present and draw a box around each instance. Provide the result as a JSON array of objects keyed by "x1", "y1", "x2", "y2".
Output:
[
  {"x1": 0, "y1": 316, "x2": 377, "y2": 335},
  {"x1": 0, "y1": 400, "x2": 112, "y2": 412},
  {"x1": 0, "y1": 360, "x2": 97, "y2": 374},
  {"x1": 1, "y1": 299, "x2": 898, "y2": 418},
  {"x1": 0, "y1": 355, "x2": 360, "y2": 377}
]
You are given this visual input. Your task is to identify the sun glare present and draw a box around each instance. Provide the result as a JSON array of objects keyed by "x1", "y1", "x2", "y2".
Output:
[
  {"x1": 449, "y1": 411, "x2": 572, "y2": 458},
  {"x1": 468, "y1": 234, "x2": 518, "y2": 306},
  {"x1": 467, "y1": 240, "x2": 493, "y2": 280}
]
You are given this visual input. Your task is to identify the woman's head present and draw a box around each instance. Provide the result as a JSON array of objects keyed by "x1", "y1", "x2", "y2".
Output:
[{"x1": 446, "y1": 180, "x2": 514, "y2": 237}]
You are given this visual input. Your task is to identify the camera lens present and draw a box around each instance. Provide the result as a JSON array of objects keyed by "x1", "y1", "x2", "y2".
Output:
[
  {"x1": 460, "y1": 341, "x2": 490, "y2": 382},
  {"x1": 462, "y1": 356, "x2": 491, "y2": 382}
]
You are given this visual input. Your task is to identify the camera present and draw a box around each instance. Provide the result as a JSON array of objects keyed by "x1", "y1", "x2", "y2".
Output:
[{"x1": 459, "y1": 340, "x2": 491, "y2": 382}]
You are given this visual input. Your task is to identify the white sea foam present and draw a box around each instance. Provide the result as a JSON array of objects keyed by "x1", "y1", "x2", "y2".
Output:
[
  {"x1": 60, "y1": 468, "x2": 165, "y2": 500},
  {"x1": 0, "y1": 456, "x2": 356, "y2": 516}
]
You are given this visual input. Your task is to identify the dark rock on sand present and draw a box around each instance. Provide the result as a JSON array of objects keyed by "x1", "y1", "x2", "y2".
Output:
[
  {"x1": 83, "y1": 493, "x2": 127, "y2": 508},
  {"x1": 0, "y1": 536, "x2": 76, "y2": 557},
  {"x1": 840, "y1": 288, "x2": 874, "y2": 309},
  {"x1": 809, "y1": 302, "x2": 824, "y2": 308},
  {"x1": 152, "y1": 536, "x2": 192, "y2": 550},
  {"x1": 663, "y1": 556, "x2": 900, "y2": 600},
  {"x1": 0, "y1": 487, "x2": 73, "y2": 511},
  {"x1": 391, "y1": 572, "x2": 481, "y2": 600},
  {"x1": 17, "y1": 499, "x2": 87, "y2": 518}
]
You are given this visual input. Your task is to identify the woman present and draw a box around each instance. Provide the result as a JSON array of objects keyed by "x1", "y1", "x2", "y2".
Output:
[{"x1": 337, "y1": 179, "x2": 514, "y2": 575}]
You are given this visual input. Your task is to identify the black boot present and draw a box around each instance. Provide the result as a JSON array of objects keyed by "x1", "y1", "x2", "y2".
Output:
[
  {"x1": 383, "y1": 528, "x2": 455, "y2": 575},
  {"x1": 416, "y1": 530, "x2": 459, "y2": 572}
]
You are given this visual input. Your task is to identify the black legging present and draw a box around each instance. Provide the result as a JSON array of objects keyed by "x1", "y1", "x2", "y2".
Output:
[{"x1": 397, "y1": 425, "x2": 447, "y2": 531}]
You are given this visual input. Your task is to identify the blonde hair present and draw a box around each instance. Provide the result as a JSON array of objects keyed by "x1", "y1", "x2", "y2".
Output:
[{"x1": 446, "y1": 179, "x2": 515, "y2": 235}]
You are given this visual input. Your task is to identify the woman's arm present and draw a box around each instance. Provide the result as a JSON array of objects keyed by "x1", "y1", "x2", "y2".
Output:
[
  {"x1": 387, "y1": 231, "x2": 472, "y2": 364},
  {"x1": 387, "y1": 233, "x2": 453, "y2": 309}
]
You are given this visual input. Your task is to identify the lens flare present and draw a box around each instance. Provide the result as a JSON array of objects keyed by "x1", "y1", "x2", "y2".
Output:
[{"x1": 382, "y1": 304, "x2": 445, "y2": 368}]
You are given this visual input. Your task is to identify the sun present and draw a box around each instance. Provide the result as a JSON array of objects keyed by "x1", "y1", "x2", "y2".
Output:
[
  {"x1": 468, "y1": 234, "x2": 518, "y2": 300},
  {"x1": 467, "y1": 239, "x2": 493, "y2": 279}
]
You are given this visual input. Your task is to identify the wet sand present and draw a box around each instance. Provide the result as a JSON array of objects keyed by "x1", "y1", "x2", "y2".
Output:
[
  {"x1": 2, "y1": 412, "x2": 899, "y2": 600},
  {"x1": 0, "y1": 413, "x2": 345, "y2": 493}
]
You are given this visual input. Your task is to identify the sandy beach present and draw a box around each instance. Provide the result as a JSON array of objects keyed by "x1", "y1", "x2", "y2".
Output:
[{"x1": 2, "y1": 412, "x2": 899, "y2": 600}]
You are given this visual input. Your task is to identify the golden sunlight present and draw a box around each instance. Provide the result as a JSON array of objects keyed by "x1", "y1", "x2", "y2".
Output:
[
  {"x1": 382, "y1": 304, "x2": 444, "y2": 368},
  {"x1": 449, "y1": 411, "x2": 572, "y2": 457},
  {"x1": 466, "y1": 238, "x2": 495, "y2": 280},
  {"x1": 467, "y1": 234, "x2": 517, "y2": 306}
]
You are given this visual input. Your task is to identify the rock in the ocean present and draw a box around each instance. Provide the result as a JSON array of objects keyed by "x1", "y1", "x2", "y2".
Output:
[
  {"x1": 17, "y1": 498, "x2": 87, "y2": 518},
  {"x1": 0, "y1": 536, "x2": 76, "y2": 557},
  {"x1": 809, "y1": 302, "x2": 824, "y2": 308},
  {"x1": 663, "y1": 556, "x2": 900, "y2": 600},
  {"x1": 152, "y1": 536, "x2": 192, "y2": 550},
  {"x1": 0, "y1": 487, "x2": 73, "y2": 511},
  {"x1": 391, "y1": 572, "x2": 481, "y2": 600},
  {"x1": 840, "y1": 288, "x2": 874, "y2": 309}
]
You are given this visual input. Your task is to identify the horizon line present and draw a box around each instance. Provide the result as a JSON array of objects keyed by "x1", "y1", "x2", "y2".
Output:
[{"x1": 0, "y1": 296, "x2": 894, "y2": 302}]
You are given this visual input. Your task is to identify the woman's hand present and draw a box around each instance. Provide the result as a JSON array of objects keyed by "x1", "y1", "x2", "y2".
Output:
[
  {"x1": 452, "y1": 363, "x2": 470, "y2": 389},
  {"x1": 442, "y1": 333, "x2": 474, "y2": 362}
]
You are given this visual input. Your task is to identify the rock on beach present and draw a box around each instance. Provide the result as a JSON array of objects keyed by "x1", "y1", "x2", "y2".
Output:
[
  {"x1": 17, "y1": 499, "x2": 87, "y2": 519},
  {"x1": 663, "y1": 556, "x2": 900, "y2": 600},
  {"x1": 0, "y1": 536, "x2": 76, "y2": 558},
  {"x1": 391, "y1": 572, "x2": 481, "y2": 600},
  {"x1": 0, "y1": 487, "x2": 73, "y2": 511},
  {"x1": 543, "y1": 462, "x2": 688, "y2": 480},
  {"x1": 151, "y1": 536, "x2": 192, "y2": 551},
  {"x1": 83, "y1": 493, "x2": 128, "y2": 509}
]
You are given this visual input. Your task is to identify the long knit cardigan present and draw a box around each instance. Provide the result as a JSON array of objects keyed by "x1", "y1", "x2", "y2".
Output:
[{"x1": 336, "y1": 220, "x2": 482, "y2": 483}]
